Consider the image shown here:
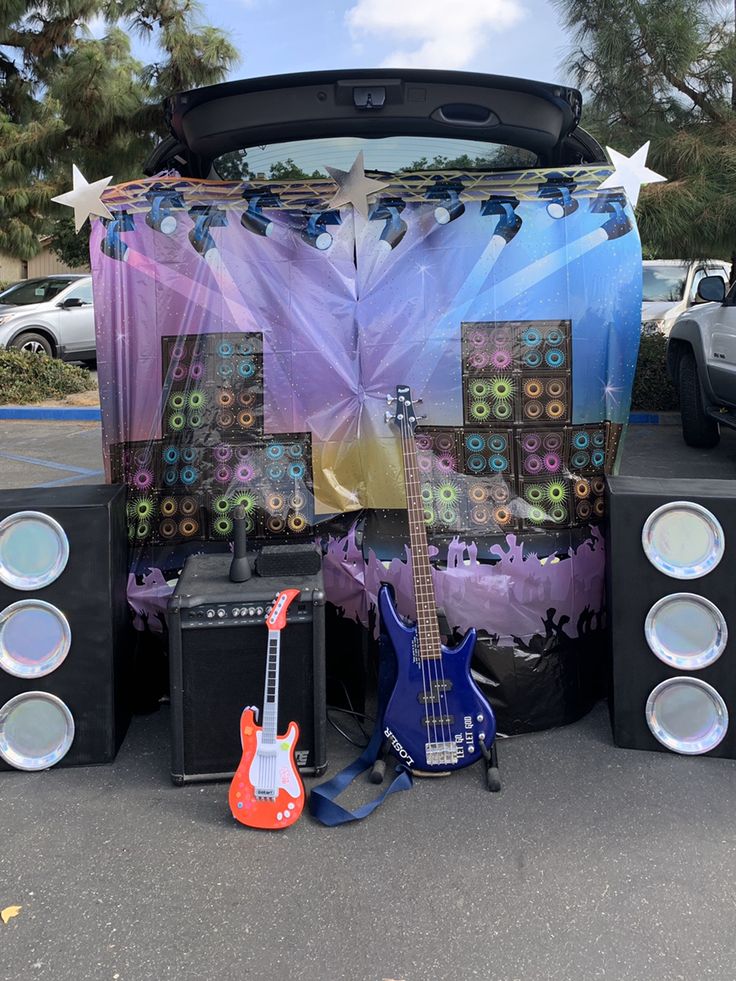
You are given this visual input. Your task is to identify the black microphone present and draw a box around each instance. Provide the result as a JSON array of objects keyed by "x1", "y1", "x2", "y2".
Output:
[{"x1": 229, "y1": 506, "x2": 252, "y2": 582}]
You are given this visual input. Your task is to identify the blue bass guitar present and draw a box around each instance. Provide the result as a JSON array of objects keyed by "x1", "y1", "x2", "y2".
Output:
[{"x1": 380, "y1": 384, "x2": 498, "y2": 783}]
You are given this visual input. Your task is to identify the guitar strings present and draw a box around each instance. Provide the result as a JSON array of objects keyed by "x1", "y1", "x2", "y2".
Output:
[
  {"x1": 400, "y1": 416, "x2": 437, "y2": 752},
  {"x1": 256, "y1": 631, "x2": 280, "y2": 796},
  {"x1": 402, "y1": 409, "x2": 456, "y2": 760},
  {"x1": 400, "y1": 409, "x2": 454, "y2": 759}
]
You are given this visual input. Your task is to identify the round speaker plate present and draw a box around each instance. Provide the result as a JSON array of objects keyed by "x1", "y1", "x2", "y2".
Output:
[
  {"x1": 642, "y1": 501, "x2": 724, "y2": 580},
  {"x1": 0, "y1": 600, "x2": 72, "y2": 678},
  {"x1": 645, "y1": 593, "x2": 727, "y2": 670},
  {"x1": 646, "y1": 677, "x2": 728, "y2": 755},
  {"x1": 0, "y1": 692, "x2": 75, "y2": 770},
  {"x1": 0, "y1": 511, "x2": 70, "y2": 590}
]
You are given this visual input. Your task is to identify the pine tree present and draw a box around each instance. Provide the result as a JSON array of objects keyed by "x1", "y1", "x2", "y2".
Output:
[
  {"x1": 556, "y1": 0, "x2": 736, "y2": 272},
  {"x1": 0, "y1": 1, "x2": 238, "y2": 263}
]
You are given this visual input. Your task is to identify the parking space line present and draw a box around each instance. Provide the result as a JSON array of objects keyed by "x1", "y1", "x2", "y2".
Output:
[
  {"x1": 35, "y1": 471, "x2": 105, "y2": 488},
  {"x1": 0, "y1": 451, "x2": 100, "y2": 475}
]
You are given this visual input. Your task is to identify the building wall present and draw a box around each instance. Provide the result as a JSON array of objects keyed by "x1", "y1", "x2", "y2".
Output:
[
  {"x1": 27, "y1": 247, "x2": 88, "y2": 278},
  {"x1": 0, "y1": 242, "x2": 89, "y2": 284},
  {"x1": 0, "y1": 255, "x2": 24, "y2": 283}
]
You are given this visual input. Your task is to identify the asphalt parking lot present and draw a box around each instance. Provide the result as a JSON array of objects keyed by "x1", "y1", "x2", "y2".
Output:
[{"x1": 1, "y1": 417, "x2": 735, "y2": 981}]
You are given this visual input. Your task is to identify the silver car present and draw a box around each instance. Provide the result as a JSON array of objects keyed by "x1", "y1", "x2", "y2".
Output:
[{"x1": 0, "y1": 274, "x2": 96, "y2": 362}]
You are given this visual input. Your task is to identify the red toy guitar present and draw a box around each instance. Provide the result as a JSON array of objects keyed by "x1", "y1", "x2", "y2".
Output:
[{"x1": 228, "y1": 589, "x2": 305, "y2": 829}]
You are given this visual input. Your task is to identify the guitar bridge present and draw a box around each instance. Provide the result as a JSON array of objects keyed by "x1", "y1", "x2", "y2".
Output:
[
  {"x1": 254, "y1": 789, "x2": 277, "y2": 801},
  {"x1": 425, "y1": 741, "x2": 460, "y2": 766}
]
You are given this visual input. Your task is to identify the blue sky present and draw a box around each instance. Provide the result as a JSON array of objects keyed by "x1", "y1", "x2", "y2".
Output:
[{"x1": 135, "y1": 0, "x2": 576, "y2": 87}]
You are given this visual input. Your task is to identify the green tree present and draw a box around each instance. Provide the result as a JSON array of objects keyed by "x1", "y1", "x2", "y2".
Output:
[
  {"x1": 0, "y1": 1, "x2": 238, "y2": 264},
  {"x1": 556, "y1": 0, "x2": 736, "y2": 273}
]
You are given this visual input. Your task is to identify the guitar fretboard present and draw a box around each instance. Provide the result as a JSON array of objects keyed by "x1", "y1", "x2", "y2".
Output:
[
  {"x1": 399, "y1": 403, "x2": 442, "y2": 661},
  {"x1": 261, "y1": 630, "x2": 280, "y2": 744}
]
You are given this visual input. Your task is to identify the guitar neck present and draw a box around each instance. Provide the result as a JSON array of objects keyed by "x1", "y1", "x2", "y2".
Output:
[
  {"x1": 261, "y1": 629, "x2": 280, "y2": 744},
  {"x1": 399, "y1": 423, "x2": 442, "y2": 659}
]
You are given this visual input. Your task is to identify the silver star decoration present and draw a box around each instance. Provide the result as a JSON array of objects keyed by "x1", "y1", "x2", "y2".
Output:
[
  {"x1": 325, "y1": 152, "x2": 390, "y2": 218},
  {"x1": 598, "y1": 142, "x2": 666, "y2": 208},
  {"x1": 51, "y1": 164, "x2": 114, "y2": 232}
]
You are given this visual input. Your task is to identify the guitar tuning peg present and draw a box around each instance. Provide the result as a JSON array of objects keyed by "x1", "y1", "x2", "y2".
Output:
[
  {"x1": 417, "y1": 414, "x2": 428, "y2": 420},
  {"x1": 414, "y1": 398, "x2": 423, "y2": 405},
  {"x1": 384, "y1": 410, "x2": 393, "y2": 423},
  {"x1": 386, "y1": 394, "x2": 395, "y2": 404}
]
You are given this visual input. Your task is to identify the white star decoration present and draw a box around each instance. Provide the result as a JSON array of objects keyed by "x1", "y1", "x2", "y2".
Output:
[
  {"x1": 325, "y1": 151, "x2": 390, "y2": 219},
  {"x1": 51, "y1": 164, "x2": 114, "y2": 232},
  {"x1": 598, "y1": 142, "x2": 666, "y2": 208}
]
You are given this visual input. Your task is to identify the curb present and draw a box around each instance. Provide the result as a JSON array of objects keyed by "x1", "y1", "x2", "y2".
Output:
[
  {"x1": 0, "y1": 406, "x2": 680, "y2": 425},
  {"x1": 0, "y1": 406, "x2": 101, "y2": 421},
  {"x1": 628, "y1": 411, "x2": 680, "y2": 426}
]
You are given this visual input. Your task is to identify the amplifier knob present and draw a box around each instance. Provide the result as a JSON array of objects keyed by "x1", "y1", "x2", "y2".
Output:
[
  {"x1": 217, "y1": 608, "x2": 226, "y2": 619},
  {"x1": 206, "y1": 609, "x2": 215, "y2": 619},
  {"x1": 256, "y1": 607, "x2": 263, "y2": 616},
  {"x1": 233, "y1": 608, "x2": 240, "y2": 617},
  {"x1": 248, "y1": 607, "x2": 256, "y2": 616}
]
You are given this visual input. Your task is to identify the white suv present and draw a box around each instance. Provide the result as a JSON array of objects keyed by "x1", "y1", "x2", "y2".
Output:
[
  {"x1": 642, "y1": 259, "x2": 730, "y2": 336},
  {"x1": 0, "y1": 274, "x2": 96, "y2": 362},
  {"x1": 667, "y1": 275, "x2": 736, "y2": 447}
]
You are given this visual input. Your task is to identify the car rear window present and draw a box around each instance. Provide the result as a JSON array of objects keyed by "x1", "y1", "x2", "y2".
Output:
[
  {"x1": 215, "y1": 136, "x2": 537, "y2": 180},
  {"x1": 642, "y1": 265, "x2": 687, "y2": 303},
  {"x1": 0, "y1": 278, "x2": 76, "y2": 305}
]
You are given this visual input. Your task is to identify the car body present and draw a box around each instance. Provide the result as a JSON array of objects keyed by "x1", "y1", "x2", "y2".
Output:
[
  {"x1": 145, "y1": 68, "x2": 607, "y2": 179},
  {"x1": 0, "y1": 274, "x2": 96, "y2": 361},
  {"x1": 667, "y1": 275, "x2": 736, "y2": 447},
  {"x1": 642, "y1": 259, "x2": 731, "y2": 336}
]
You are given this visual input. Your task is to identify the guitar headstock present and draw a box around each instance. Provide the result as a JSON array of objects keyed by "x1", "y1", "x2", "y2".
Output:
[
  {"x1": 385, "y1": 385, "x2": 423, "y2": 436},
  {"x1": 265, "y1": 589, "x2": 300, "y2": 631}
]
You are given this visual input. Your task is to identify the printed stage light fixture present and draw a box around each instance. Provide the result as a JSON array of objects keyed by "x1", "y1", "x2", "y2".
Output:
[
  {"x1": 591, "y1": 191, "x2": 633, "y2": 241},
  {"x1": 100, "y1": 212, "x2": 135, "y2": 261},
  {"x1": 538, "y1": 173, "x2": 579, "y2": 219},
  {"x1": 369, "y1": 197, "x2": 408, "y2": 250},
  {"x1": 480, "y1": 195, "x2": 522, "y2": 243},
  {"x1": 425, "y1": 179, "x2": 466, "y2": 225},
  {"x1": 188, "y1": 205, "x2": 228, "y2": 261},
  {"x1": 145, "y1": 186, "x2": 186, "y2": 235},
  {"x1": 240, "y1": 189, "x2": 282, "y2": 237},
  {"x1": 607, "y1": 476, "x2": 736, "y2": 760},
  {"x1": 300, "y1": 210, "x2": 341, "y2": 251}
]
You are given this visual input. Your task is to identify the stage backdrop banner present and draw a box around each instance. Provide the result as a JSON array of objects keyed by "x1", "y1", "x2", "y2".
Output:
[{"x1": 92, "y1": 165, "x2": 640, "y2": 650}]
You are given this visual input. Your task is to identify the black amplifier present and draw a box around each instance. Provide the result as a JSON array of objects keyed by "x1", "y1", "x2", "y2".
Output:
[{"x1": 168, "y1": 553, "x2": 327, "y2": 784}]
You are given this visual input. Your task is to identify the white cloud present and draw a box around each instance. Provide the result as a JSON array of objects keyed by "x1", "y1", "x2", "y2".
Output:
[{"x1": 345, "y1": 0, "x2": 527, "y2": 70}]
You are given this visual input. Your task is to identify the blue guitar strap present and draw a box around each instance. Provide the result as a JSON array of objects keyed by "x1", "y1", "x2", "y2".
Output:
[{"x1": 308, "y1": 632, "x2": 413, "y2": 826}]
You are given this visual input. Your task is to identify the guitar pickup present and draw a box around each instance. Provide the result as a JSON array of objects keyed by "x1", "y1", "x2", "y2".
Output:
[
  {"x1": 417, "y1": 681, "x2": 452, "y2": 703},
  {"x1": 421, "y1": 715, "x2": 455, "y2": 727}
]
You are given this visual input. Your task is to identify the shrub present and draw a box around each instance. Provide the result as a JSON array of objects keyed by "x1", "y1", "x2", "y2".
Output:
[
  {"x1": 0, "y1": 350, "x2": 96, "y2": 404},
  {"x1": 631, "y1": 333, "x2": 679, "y2": 411}
]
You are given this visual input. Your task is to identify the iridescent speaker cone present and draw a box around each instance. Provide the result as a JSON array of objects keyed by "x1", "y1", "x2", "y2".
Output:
[
  {"x1": 0, "y1": 692, "x2": 75, "y2": 770},
  {"x1": 642, "y1": 501, "x2": 724, "y2": 579},
  {"x1": 0, "y1": 511, "x2": 70, "y2": 590},
  {"x1": 644, "y1": 593, "x2": 727, "y2": 670},
  {"x1": 0, "y1": 600, "x2": 72, "y2": 678},
  {"x1": 645, "y1": 678, "x2": 728, "y2": 755}
]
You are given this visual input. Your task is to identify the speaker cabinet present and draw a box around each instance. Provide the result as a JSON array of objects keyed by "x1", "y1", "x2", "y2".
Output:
[
  {"x1": 0, "y1": 485, "x2": 131, "y2": 770},
  {"x1": 168, "y1": 554, "x2": 327, "y2": 784},
  {"x1": 607, "y1": 476, "x2": 736, "y2": 758}
]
